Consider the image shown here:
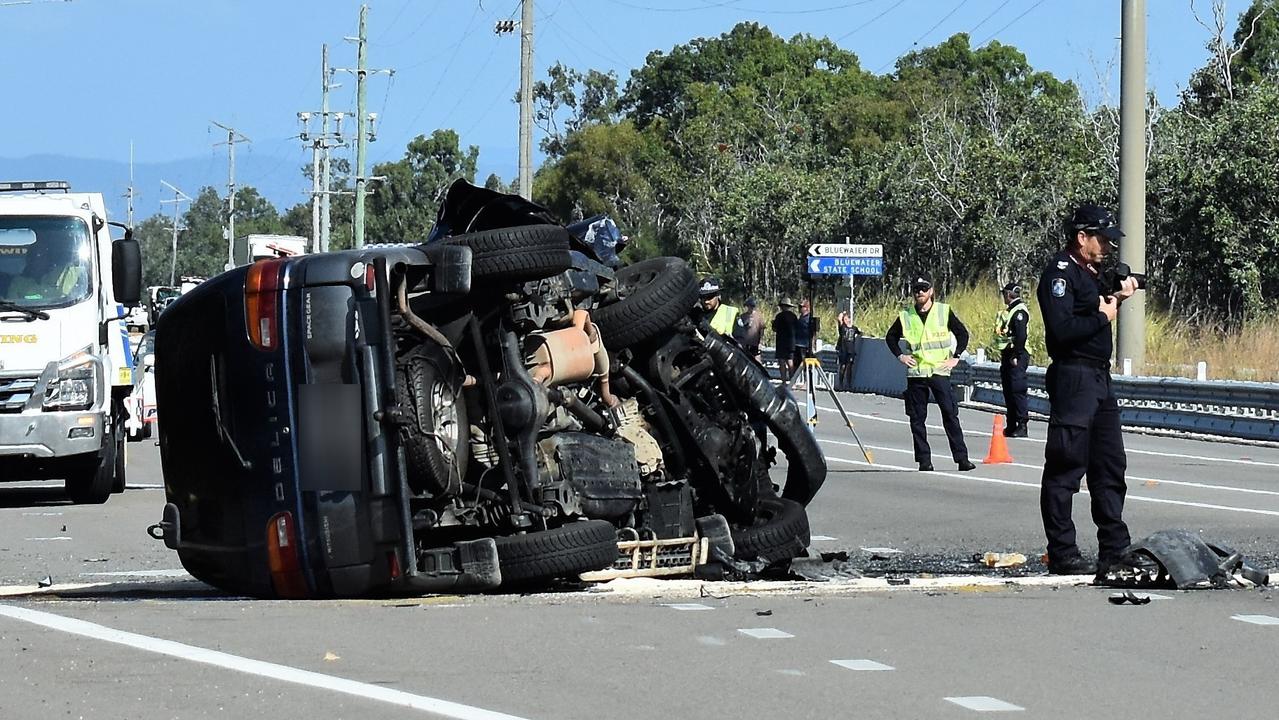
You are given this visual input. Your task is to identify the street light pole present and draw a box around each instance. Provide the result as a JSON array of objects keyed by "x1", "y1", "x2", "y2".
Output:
[{"x1": 1117, "y1": 0, "x2": 1147, "y2": 374}]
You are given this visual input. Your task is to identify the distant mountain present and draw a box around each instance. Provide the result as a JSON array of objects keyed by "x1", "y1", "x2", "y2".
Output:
[
  {"x1": 2, "y1": 150, "x2": 522, "y2": 225},
  {"x1": 1, "y1": 153, "x2": 312, "y2": 223}
]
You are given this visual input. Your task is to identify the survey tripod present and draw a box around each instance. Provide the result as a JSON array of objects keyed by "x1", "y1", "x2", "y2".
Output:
[{"x1": 786, "y1": 354, "x2": 874, "y2": 464}]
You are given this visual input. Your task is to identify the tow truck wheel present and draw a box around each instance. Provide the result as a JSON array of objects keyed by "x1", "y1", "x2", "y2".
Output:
[{"x1": 65, "y1": 424, "x2": 120, "y2": 504}]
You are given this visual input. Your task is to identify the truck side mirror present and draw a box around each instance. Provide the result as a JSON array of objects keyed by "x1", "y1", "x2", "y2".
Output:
[{"x1": 113, "y1": 234, "x2": 143, "y2": 306}]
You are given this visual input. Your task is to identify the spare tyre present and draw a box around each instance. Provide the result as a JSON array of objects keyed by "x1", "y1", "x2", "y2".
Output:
[
  {"x1": 443, "y1": 224, "x2": 571, "y2": 283},
  {"x1": 592, "y1": 256, "x2": 697, "y2": 350}
]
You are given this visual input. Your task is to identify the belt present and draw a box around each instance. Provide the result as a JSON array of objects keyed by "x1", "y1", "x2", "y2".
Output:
[{"x1": 1055, "y1": 357, "x2": 1110, "y2": 369}]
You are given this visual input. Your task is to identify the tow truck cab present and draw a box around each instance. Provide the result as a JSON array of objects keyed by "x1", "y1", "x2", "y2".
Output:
[{"x1": 0, "y1": 180, "x2": 142, "y2": 503}]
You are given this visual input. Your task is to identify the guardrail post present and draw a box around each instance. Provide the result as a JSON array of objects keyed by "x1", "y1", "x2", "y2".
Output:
[
  {"x1": 975, "y1": 348, "x2": 985, "y2": 364},
  {"x1": 1196, "y1": 361, "x2": 1207, "y2": 381},
  {"x1": 1122, "y1": 358, "x2": 1133, "y2": 376}
]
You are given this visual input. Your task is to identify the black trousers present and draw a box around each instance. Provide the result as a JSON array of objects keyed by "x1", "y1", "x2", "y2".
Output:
[
  {"x1": 1040, "y1": 362, "x2": 1131, "y2": 563},
  {"x1": 999, "y1": 349, "x2": 1029, "y2": 428},
  {"x1": 903, "y1": 375, "x2": 969, "y2": 464}
]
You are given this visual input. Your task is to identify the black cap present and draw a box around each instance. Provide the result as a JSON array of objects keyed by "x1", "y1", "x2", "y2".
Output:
[
  {"x1": 698, "y1": 276, "x2": 722, "y2": 298},
  {"x1": 1001, "y1": 281, "x2": 1022, "y2": 297},
  {"x1": 910, "y1": 271, "x2": 933, "y2": 291},
  {"x1": 745, "y1": 297, "x2": 757, "y2": 307},
  {"x1": 1069, "y1": 204, "x2": 1124, "y2": 242}
]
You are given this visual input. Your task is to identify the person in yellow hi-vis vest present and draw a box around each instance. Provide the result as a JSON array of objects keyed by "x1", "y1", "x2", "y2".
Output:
[
  {"x1": 884, "y1": 270, "x2": 975, "y2": 472},
  {"x1": 696, "y1": 276, "x2": 739, "y2": 336}
]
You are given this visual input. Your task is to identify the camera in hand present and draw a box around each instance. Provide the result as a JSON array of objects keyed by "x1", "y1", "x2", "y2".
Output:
[{"x1": 1101, "y1": 261, "x2": 1147, "y2": 295}]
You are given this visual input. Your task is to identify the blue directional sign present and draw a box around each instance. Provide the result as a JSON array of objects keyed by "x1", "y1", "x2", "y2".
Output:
[{"x1": 807, "y1": 256, "x2": 884, "y2": 276}]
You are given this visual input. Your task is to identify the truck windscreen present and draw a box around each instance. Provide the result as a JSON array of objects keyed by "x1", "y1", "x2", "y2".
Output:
[{"x1": 0, "y1": 216, "x2": 93, "y2": 308}]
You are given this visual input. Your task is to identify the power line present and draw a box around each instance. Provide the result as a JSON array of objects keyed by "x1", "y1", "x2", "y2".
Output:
[
  {"x1": 977, "y1": 0, "x2": 1047, "y2": 46},
  {"x1": 563, "y1": 0, "x2": 632, "y2": 66},
  {"x1": 834, "y1": 0, "x2": 907, "y2": 43},
  {"x1": 876, "y1": 0, "x2": 968, "y2": 73},
  {"x1": 967, "y1": 0, "x2": 1012, "y2": 38},
  {"x1": 601, "y1": 0, "x2": 878, "y2": 14}
]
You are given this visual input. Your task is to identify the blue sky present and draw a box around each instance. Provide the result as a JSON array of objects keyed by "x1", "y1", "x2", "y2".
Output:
[{"x1": 0, "y1": 0, "x2": 1251, "y2": 215}]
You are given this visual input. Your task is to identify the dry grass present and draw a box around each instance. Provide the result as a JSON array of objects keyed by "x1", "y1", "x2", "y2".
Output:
[{"x1": 748, "y1": 282, "x2": 1277, "y2": 382}]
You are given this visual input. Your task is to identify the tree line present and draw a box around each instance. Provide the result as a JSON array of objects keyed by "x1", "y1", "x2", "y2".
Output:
[{"x1": 138, "y1": 0, "x2": 1279, "y2": 324}]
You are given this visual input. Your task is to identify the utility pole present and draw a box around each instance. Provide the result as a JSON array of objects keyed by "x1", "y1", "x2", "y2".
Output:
[
  {"x1": 519, "y1": 0, "x2": 534, "y2": 199},
  {"x1": 1117, "y1": 0, "x2": 1147, "y2": 373},
  {"x1": 159, "y1": 180, "x2": 191, "y2": 286},
  {"x1": 124, "y1": 141, "x2": 136, "y2": 227},
  {"x1": 320, "y1": 43, "x2": 333, "y2": 253},
  {"x1": 334, "y1": 5, "x2": 392, "y2": 247},
  {"x1": 211, "y1": 121, "x2": 250, "y2": 271}
]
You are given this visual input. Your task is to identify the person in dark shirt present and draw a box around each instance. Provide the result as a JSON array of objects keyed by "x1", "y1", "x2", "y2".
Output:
[
  {"x1": 835, "y1": 311, "x2": 862, "y2": 390},
  {"x1": 732, "y1": 297, "x2": 766, "y2": 362},
  {"x1": 995, "y1": 281, "x2": 1031, "y2": 437},
  {"x1": 884, "y1": 271, "x2": 975, "y2": 472},
  {"x1": 791, "y1": 298, "x2": 814, "y2": 372},
  {"x1": 1036, "y1": 204, "x2": 1140, "y2": 577},
  {"x1": 772, "y1": 298, "x2": 798, "y2": 380}
]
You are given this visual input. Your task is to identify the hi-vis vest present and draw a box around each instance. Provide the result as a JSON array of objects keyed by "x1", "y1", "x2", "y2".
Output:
[
  {"x1": 994, "y1": 300, "x2": 1028, "y2": 352},
  {"x1": 709, "y1": 304, "x2": 740, "y2": 335},
  {"x1": 900, "y1": 302, "x2": 953, "y2": 377}
]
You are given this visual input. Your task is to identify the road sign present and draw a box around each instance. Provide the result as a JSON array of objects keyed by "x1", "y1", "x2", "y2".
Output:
[
  {"x1": 808, "y1": 243, "x2": 882, "y2": 258},
  {"x1": 807, "y1": 256, "x2": 884, "y2": 275}
]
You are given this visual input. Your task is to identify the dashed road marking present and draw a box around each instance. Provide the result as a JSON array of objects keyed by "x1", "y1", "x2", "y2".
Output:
[
  {"x1": 24, "y1": 537, "x2": 71, "y2": 541},
  {"x1": 810, "y1": 535, "x2": 838, "y2": 542},
  {"x1": 696, "y1": 636, "x2": 727, "y2": 646},
  {"x1": 79, "y1": 569, "x2": 190, "y2": 578},
  {"x1": 737, "y1": 628, "x2": 794, "y2": 639},
  {"x1": 664, "y1": 603, "x2": 714, "y2": 611},
  {"x1": 944, "y1": 696, "x2": 1024, "y2": 712},
  {"x1": 860, "y1": 547, "x2": 903, "y2": 555},
  {"x1": 831, "y1": 659, "x2": 894, "y2": 671},
  {"x1": 1231, "y1": 614, "x2": 1279, "y2": 626},
  {"x1": 0, "y1": 605, "x2": 532, "y2": 720},
  {"x1": 20, "y1": 512, "x2": 63, "y2": 516},
  {"x1": 775, "y1": 669, "x2": 805, "y2": 676}
]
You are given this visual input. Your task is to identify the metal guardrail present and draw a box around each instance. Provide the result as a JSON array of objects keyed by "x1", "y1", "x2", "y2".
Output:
[
  {"x1": 764, "y1": 338, "x2": 1279, "y2": 442},
  {"x1": 952, "y1": 361, "x2": 1279, "y2": 442}
]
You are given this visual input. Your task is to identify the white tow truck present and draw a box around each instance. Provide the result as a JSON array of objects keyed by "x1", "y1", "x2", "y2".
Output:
[{"x1": 0, "y1": 180, "x2": 143, "y2": 503}]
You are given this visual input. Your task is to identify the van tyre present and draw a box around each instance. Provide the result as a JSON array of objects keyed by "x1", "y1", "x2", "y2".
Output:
[
  {"x1": 731, "y1": 497, "x2": 810, "y2": 564},
  {"x1": 592, "y1": 257, "x2": 698, "y2": 350},
  {"x1": 443, "y1": 225, "x2": 571, "y2": 283},
  {"x1": 493, "y1": 520, "x2": 619, "y2": 586}
]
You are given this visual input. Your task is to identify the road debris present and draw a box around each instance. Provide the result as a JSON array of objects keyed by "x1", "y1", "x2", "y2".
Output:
[
  {"x1": 1108, "y1": 591, "x2": 1152, "y2": 606},
  {"x1": 975, "y1": 552, "x2": 1027, "y2": 568}
]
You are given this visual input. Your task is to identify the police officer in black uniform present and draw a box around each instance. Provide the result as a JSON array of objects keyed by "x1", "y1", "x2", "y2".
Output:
[
  {"x1": 997, "y1": 282, "x2": 1030, "y2": 438},
  {"x1": 1037, "y1": 204, "x2": 1140, "y2": 575}
]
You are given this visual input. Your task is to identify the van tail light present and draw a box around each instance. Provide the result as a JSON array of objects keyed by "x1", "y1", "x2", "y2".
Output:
[
  {"x1": 266, "y1": 512, "x2": 309, "y2": 599},
  {"x1": 245, "y1": 258, "x2": 288, "y2": 350}
]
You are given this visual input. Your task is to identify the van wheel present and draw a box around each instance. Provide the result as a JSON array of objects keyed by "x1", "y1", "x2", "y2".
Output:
[
  {"x1": 444, "y1": 225, "x2": 571, "y2": 283},
  {"x1": 591, "y1": 257, "x2": 698, "y2": 350},
  {"x1": 396, "y1": 345, "x2": 468, "y2": 496},
  {"x1": 731, "y1": 497, "x2": 810, "y2": 564},
  {"x1": 493, "y1": 520, "x2": 619, "y2": 586}
]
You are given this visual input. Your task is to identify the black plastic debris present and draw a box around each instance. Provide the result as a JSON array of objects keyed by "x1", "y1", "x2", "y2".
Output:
[
  {"x1": 886, "y1": 576, "x2": 910, "y2": 586},
  {"x1": 1096, "y1": 529, "x2": 1272, "y2": 590},
  {"x1": 1107, "y1": 591, "x2": 1153, "y2": 606},
  {"x1": 37, "y1": 575, "x2": 52, "y2": 588},
  {"x1": 755, "y1": 609, "x2": 773, "y2": 616},
  {"x1": 819, "y1": 551, "x2": 850, "y2": 563}
]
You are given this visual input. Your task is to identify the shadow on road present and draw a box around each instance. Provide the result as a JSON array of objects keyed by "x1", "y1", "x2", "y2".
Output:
[{"x1": 0, "y1": 485, "x2": 71, "y2": 509}]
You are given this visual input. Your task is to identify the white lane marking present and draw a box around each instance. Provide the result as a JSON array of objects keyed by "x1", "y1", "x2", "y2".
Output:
[
  {"x1": 24, "y1": 537, "x2": 71, "y2": 541},
  {"x1": 664, "y1": 603, "x2": 714, "y2": 611},
  {"x1": 78, "y1": 569, "x2": 191, "y2": 578},
  {"x1": 819, "y1": 437, "x2": 1279, "y2": 498},
  {"x1": 0, "y1": 605, "x2": 531, "y2": 720},
  {"x1": 831, "y1": 659, "x2": 894, "y2": 671},
  {"x1": 696, "y1": 636, "x2": 727, "y2": 646},
  {"x1": 944, "y1": 696, "x2": 1024, "y2": 712},
  {"x1": 125, "y1": 483, "x2": 164, "y2": 489},
  {"x1": 737, "y1": 628, "x2": 794, "y2": 639},
  {"x1": 823, "y1": 454, "x2": 1279, "y2": 518},
  {"x1": 1231, "y1": 614, "x2": 1279, "y2": 626},
  {"x1": 20, "y1": 512, "x2": 63, "y2": 516},
  {"x1": 775, "y1": 669, "x2": 806, "y2": 676},
  {"x1": 816, "y1": 404, "x2": 1279, "y2": 468},
  {"x1": 860, "y1": 547, "x2": 903, "y2": 555},
  {"x1": 810, "y1": 535, "x2": 839, "y2": 542}
]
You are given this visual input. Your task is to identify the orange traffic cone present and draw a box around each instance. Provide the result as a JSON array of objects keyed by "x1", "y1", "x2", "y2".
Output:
[{"x1": 984, "y1": 415, "x2": 1014, "y2": 464}]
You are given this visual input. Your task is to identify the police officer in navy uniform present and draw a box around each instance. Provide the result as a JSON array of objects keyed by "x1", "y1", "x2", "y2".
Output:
[
  {"x1": 1037, "y1": 204, "x2": 1140, "y2": 576},
  {"x1": 995, "y1": 282, "x2": 1031, "y2": 437}
]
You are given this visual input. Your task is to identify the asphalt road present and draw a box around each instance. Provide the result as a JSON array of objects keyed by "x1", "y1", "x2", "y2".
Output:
[{"x1": 1, "y1": 393, "x2": 1276, "y2": 719}]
